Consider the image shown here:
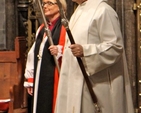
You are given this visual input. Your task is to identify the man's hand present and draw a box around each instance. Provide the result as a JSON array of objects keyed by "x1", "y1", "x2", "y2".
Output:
[{"x1": 69, "y1": 44, "x2": 84, "y2": 57}]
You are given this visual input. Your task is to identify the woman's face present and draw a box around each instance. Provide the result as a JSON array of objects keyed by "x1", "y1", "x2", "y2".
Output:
[{"x1": 42, "y1": 0, "x2": 59, "y2": 19}]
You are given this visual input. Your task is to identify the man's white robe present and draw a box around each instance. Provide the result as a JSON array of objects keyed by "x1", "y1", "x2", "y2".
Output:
[{"x1": 55, "y1": 0, "x2": 134, "y2": 113}]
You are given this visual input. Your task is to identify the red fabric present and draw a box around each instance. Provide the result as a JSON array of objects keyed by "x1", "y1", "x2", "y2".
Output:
[
  {"x1": 48, "y1": 17, "x2": 59, "y2": 31},
  {"x1": 27, "y1": 78, "x2": 34, "y2": 83},
  {"x1": 52, "y1": 68, "x2": 59, "y2": 113},
  {"x1": 52, "y1": 26, "x2": 66, "y2": 113},
  {"x1": 58, "y1": 26, "x2": 66, "y2": 53},
  {"x1": 0, "y1": 102, "x2": 9, "y2": 111}
]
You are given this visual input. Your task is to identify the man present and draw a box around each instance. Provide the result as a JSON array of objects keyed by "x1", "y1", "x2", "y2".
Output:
[{"x1": 55, "y1": 0, "x2": 134, "y2": 113}]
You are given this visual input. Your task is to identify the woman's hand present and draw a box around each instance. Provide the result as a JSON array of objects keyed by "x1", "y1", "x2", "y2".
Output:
[
  {"x1": 48, "y1": 45, "x2": 58, "y2": 56},
  {"x1": 27, "y1": 87, "x2": 33, "y2": 96}
]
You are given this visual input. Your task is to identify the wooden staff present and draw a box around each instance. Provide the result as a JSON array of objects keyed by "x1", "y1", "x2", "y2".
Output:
[{"x1": 56, "y1": 0, "x2": 101, "y2": 113}]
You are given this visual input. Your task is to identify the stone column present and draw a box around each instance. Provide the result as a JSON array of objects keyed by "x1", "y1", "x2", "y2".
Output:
[
  {"x1": 0, "y1": 0, "x2": 6, "y2": 50},
  {"x1": 108, "y1": 0, "x2": 136, "y2": 109},
  {"x1": 6, "y1": 0, "x2": 17, "y2": 50}
]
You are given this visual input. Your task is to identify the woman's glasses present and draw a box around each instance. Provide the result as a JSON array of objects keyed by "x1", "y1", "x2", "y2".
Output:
[{"x1": 42, "y1": 1, "x2": 57, "y2": 6}]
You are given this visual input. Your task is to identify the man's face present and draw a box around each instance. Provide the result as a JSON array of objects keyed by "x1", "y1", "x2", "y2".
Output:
[
  {"x1": 72, "y1": 0, "x2": 83, "y2": 4},
  {"x1": 72, "y1": 0, "x2": 86, "y2": 4}
]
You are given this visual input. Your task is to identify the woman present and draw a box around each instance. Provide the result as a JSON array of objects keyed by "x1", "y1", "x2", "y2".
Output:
[{"x1": 24, "y1": 0, "x2": 67, "y2": 113}]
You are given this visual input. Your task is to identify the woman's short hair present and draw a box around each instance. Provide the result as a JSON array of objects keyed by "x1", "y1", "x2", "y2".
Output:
[{"x1": 58, "y1": 0, "x2": 67, "y2": 13}]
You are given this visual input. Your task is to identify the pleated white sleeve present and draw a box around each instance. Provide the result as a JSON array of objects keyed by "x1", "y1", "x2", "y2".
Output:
[{"x1": 24, "y1": 42, "x2": 35, "y2": 87}]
